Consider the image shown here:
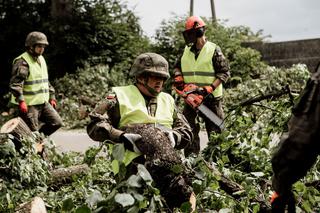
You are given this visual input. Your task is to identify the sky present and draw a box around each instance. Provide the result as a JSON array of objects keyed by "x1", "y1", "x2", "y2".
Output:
[{"x1": 125, "y1": 0, "x2": 320, "y2": 42}]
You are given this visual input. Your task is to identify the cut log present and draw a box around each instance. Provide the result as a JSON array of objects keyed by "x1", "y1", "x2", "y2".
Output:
[
  {"x1": 50, "y1": 164, "x2": 90, "y2": 184},
  {"x1": 0, "y1": 117, "x2": 44, "y2": 153},
  {"x1": 15, "y1": 196, "x2": 47, "y2": 213},
  {"x1": 0, "y1": 117, "x2": 35, "y2": 139}
]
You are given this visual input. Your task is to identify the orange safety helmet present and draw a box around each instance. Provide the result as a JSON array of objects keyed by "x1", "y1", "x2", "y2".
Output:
[{"x1": 185, "y1": 16, "x2": 206, "y2": 31}]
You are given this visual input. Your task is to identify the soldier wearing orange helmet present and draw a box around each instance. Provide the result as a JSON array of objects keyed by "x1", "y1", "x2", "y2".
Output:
[{"x1": 173, "y1": 16, "x2": 230, "y2": 156}]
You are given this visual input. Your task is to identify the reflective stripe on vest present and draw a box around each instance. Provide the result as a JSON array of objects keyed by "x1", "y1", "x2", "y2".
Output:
[
  {"x1": 11, "y1": 52, "x2": 49, "y2": 105},
  {"x1": 113, "y1": 85, "x2": 174, "y2": 129},
  {"x1": 181, "y1": 41, "x2": 223, "y2": 97}
]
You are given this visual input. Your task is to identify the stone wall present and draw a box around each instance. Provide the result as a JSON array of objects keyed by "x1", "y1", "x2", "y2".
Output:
[{"x1": 242, "y1": 38, "x2": 320, "y2": 72}]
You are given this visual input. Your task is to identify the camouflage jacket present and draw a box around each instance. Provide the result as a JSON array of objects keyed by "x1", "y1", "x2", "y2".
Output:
[
  {"x1": 9, "y1": 57, "x2": 56, "y2": 103},
  {"x1": 272, "y1": 70, "x2": 320, "y2": 195},
  {"x1": 174, "y1": 44, "x2": 230, "y2": 83},
  {"x1": 87, "y1": 90, "x2": 193, "y2": 149}
]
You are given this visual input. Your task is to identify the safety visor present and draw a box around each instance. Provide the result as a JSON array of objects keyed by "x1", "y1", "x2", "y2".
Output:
[{"x1": 182, "y1": 29, "x2": 197, "y2": 46}]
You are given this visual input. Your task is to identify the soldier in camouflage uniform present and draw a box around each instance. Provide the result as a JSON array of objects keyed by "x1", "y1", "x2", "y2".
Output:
[
  {"x1": 87, "y1": 52, "x2": 195, "y2": 210},
  {"x1": 173, "y1": 16, "x2": 230, "y2": 156},
  {"x1": 9, "y1": 31, "x2": 63, "y2": 136},
  {"x1": 270, "y1": 62, "x2": 320, "y2": 212}
]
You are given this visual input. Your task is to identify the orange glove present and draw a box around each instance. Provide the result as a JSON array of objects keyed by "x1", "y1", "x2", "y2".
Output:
[
  {"x1": 173, "y1": 75, "x2": 184, "y2": 91},
  {"x1": 201, "y1": 85, "x2": 215, "y2": 95},
  {"x1": 49, "y1": 99, "x2": 57, "y2": 109},
  {"x1": 270, "y1": 191, "x2": 296, "y2": 212},
  {"x1": 19, "y1": 101, "x2": 28, "y2": 113},
  {"x1": 270, "y1": 191, "x2": 279, "y2": 204}
]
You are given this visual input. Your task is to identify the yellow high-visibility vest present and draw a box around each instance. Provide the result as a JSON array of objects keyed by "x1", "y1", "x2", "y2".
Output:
[
  {"x1": 113, "y1": 85, "x2": 174, "y2": 129},
  {"x1": 11, "y1": 52, "x2": 49, "y2": 105},
  {"x1": 181, "y1": 41, "x2": 223, "y2": 97},
  {"x1": 111, "y1": 85, "x2": 175, "y2": 173}
]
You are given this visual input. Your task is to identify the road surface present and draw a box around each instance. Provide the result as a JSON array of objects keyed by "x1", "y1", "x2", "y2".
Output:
[{"x1": 50, "y1": 129, "x2": 209, "y2": 153}]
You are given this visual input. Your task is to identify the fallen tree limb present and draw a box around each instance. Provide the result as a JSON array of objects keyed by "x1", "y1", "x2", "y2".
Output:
[
  {"x1": 49, "y1": 164, "x2": 90, "y2": 185},
  {"x1": 204, "y1": 161, "x2": 271, "y2": 211},
  {"x1": 231, "y1": 85, "x2": 293, "y2": 110}
]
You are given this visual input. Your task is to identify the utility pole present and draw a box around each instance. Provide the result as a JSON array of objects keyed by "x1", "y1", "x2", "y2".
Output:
[
  {"x1": 210, "y1": 0, "x2": 217, "y2": 24},
  {"x1": 190, "y1": 0, "x2": 194, "y2": 16}
]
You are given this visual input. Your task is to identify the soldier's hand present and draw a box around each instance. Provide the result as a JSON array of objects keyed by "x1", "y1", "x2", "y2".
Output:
[
  {"x1": 164, "y1": 131, "x2": 176, "y2": 147},
  {"x1": 271, "y1": 191, "x2": 296, "y2": 212},
  {"x1": 19, "y1": 101, "x2": 28, "y2": 113},
  {"x1": 120, "y1": 133, "x2": 142, "y2": 153},
  {"x1": 173, "y1": 75, "x2": 185, "y2": 91},
  {"x1": 198, "y1": 85, "x2": 214, "y2": 96},
  {"x1": 49, "y1": 99, "x2": 57, "y2": 109}
]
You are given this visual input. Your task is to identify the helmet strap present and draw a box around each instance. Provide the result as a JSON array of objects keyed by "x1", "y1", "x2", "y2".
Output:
[
  {"x1": 136, "y1": 76, "x2": 159, "y2": 97},
  {"x1": 28, "y1": 46, "x2": 41, "y2": 57}
]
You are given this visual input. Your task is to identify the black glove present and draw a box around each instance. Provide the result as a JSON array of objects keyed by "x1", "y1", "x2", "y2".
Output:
[
  {"x1": 271, "y1": 191, "x2": 296, "y2": 213},
  {"x1": 120, "y1": 133, "x2": 142, "y2": 153}
]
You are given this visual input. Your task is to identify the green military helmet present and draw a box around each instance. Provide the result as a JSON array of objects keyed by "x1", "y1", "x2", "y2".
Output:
[
  {"x1": 25, "y1": 31, "x2": 49, "y2": 47},
  {"x1": 130, "y1": 52, "x2": 170, "y2": 79}
]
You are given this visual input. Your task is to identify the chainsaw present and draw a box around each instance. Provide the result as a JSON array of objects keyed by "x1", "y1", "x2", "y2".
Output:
[{"x1": 175, "y1": 83, "x2": 224, "y2": 131}]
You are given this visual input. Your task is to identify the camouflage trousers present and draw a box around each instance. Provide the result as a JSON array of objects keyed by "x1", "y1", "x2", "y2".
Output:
[
  {"x1": 19, "y1": 102, "x2": 63, "y2": 136},
  {"x1": 183, "y1": 94, "x2": 224, "y2": 157}
]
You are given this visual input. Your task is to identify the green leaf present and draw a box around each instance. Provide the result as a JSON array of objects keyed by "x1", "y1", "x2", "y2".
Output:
[
  {"x1": 127, "y1": 175, "x2": 142, "y2": 188},
  {"x1": 127, "y1": 206, "x2": 139, "y2": 213},
  {"x1": 86, "y1": 190, "x2": 103, "y2": 208},
  {"x1": 75, "y1": 205, "x2": 91, "y2": 213},
  {"x1": 62, "y1": 198, "x2": 74, "y2": 211},
  {"x1": 112, "y1": 144, "x2": 125, "y2": 161},
  {"x1": 137, "y1": 164, "x2": 153, "y2": 184},
  {"x1": 114, "y1": 193, "x2": 135, "y2": 207}
]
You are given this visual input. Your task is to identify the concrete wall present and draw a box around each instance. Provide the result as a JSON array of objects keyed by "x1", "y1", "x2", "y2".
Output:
[{"x1": 242, "y1": 38, "x2": 320, "y2": 72}]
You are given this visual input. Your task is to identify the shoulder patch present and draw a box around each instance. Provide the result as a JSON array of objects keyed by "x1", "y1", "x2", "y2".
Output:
[{"x1": 106, "y1": 94, "x2": 116, "y2": 99}]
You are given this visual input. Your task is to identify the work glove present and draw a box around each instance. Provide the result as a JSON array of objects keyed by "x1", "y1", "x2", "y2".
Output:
[
  {"x1": 173, "y1": 75, "x2": 185, "y2": 91},
  {"x1": 120, "y1": 133, "x2": 142, "y2": 154},
  {"x1": 19, "y1": 101, "x2": 28, "y2": 113},
  {"x1": 164, "y1": 131, "x2": 176, "y2": 148},
  {"x1": 49, "y1": 99, "x2": 57, "y2": 109},
  {"x1": 199, "y1": 85, "x2": 215, "y2": 96},
  {"x1": 270, "y1": 191, "x2": 296, "y2": 213}
]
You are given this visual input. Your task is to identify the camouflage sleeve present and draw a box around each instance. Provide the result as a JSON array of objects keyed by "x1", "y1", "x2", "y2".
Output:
[
  {"x1": 87, "y1": 94, "x2": 124, "y2": 143},
  {"x1": 213, "y1": 46, "x2": 231, "y2": 83},
  {"x1": 49, "y1": 82, "x2": 56, "y2": 100},
  {"x1": 271, "y1": 134, "x2": 320, "y2": 195},
  {"x1": 172, "y1": 106, "x2": 193, "y2": 149},
  {"x1": 173, "y1": 54, "x2": 183, "y2": 76},
  {"x1": 9, "y1": 58, "x2": 29, "y2": 102}
]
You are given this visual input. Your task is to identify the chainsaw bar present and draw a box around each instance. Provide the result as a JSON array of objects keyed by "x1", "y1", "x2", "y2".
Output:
[{"x1": 198, "y1": 104, "x2": 224, "y2": 131}]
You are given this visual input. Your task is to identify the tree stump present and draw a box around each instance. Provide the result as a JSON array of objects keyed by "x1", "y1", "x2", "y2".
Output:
[
  {"x1": 15, "y1": 196, "x2": 47, "y2": 213},
  {"x1": 0, "y1": 117, "x2": 44, "y2": 153}
]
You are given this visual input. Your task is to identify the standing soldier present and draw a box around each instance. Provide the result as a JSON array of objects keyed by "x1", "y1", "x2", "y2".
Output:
[
  {"x1": 173, "y1": 16, "x2": 230, "y2": 156},
  {"x1": 9, "y1": 31, "x2": 63, "y2": 136},
  {"x1": 87, "y1": 52, "x2": 195, "y2": 210}
]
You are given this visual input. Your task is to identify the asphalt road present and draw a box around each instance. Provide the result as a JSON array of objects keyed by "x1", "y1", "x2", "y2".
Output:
[{"x1": 50, "y1": 129, "x2": 209, "y2": 153}]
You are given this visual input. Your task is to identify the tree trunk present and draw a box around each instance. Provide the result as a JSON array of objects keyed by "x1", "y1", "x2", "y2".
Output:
[
  {"x1": 0, "y1": 117, "x2": 44, "y2": 153},
  {"x1": 15, "y1": 197, "x2": 47, "y2": 213}
]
